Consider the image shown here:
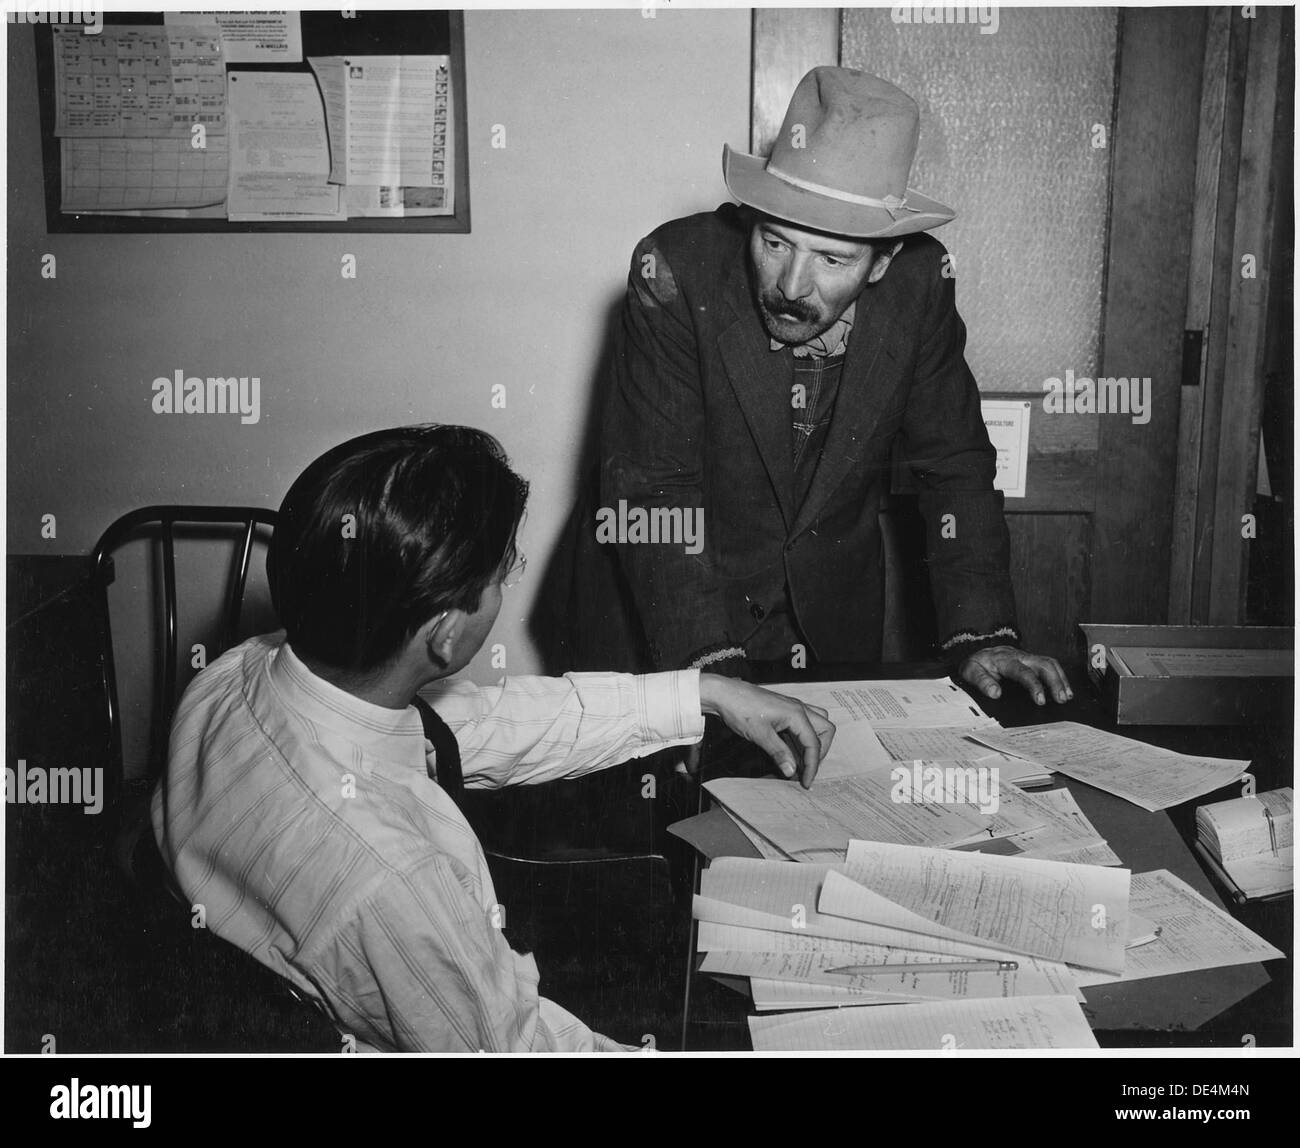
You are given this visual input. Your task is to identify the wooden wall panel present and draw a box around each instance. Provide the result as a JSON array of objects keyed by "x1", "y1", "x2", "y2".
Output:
[
  {"x1": 1091, "y1": 9, "x2": 1207, "y2": 624},
  {"x1": 751, "y1": 8, "x2": 840, "y2": 154},
  {"x1": 1207, "y1": 9, "x2": 1285, "y2": 623},
  {"x1": 1008, "y1": 515, "x2": 1093, "y2": 664}
]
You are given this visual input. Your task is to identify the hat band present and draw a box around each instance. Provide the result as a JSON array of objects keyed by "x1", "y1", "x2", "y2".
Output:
[{"x1": 765, "y1": 162, "x2": 919, "y2": 219}]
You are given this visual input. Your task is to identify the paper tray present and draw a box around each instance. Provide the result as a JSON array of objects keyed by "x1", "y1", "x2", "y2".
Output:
[{"x1": 1077, "y1": 624, "x2": 1293, "y2": 726}]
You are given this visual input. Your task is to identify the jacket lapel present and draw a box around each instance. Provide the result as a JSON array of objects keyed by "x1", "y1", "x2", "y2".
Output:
[
  {"x1": 717, "y1": 263, "x2": 797, "y2": 530},
  {"x1": 792, "y1": 285, "x2": 905, "y2": 536}
]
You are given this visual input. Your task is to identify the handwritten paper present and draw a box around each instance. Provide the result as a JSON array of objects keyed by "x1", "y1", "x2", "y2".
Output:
[
  {"x1": 970, "y1": 722, "x2": 1248, "y2": 811},
  {"x1": 1070, "y1": 870, "x2": 1284, "y2": 988},
  {"x1": 748, "y1": 995, "x2": 1098, "y2": 1050},
  {"x1": 750, "y1": 980, "x2": 909, "y2": 1009},
  {"x1": 701, "y1": 948, "x2": 1081, "y2": 1002},
  {"x1": 696, "y1": 859, "x2": 1015, "y2": 959},
  {"x1": 824, "y1": 840, "x2": 1131, "y2": 972}
]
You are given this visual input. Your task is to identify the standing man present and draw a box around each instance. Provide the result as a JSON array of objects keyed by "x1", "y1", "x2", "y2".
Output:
[{"x1": 582, "y1": 66, "x2": 1068, "y2": 705}]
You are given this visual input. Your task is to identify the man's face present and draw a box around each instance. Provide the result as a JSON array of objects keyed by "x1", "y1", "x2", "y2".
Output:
[
  {"x1": 433, "y1": 539, "x2": 522, "y2": 676},
  {"x1": 749, "y1": 218, "x2": 878, "y2": 345},
  {"x1": 434, "y1": 579, "x2": 503, "y2": 677}
]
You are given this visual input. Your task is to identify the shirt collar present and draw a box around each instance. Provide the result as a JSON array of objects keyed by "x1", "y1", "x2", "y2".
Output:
[
  {"x1": 770, "y1": 299, "x2": 856, "y2": 358},
  {"x1": 269, "y1": 638, "x2": 425, "y2": 750}
]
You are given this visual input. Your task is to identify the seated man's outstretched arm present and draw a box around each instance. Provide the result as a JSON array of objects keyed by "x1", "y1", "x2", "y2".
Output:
[{"x1": 423, "y1": 669, "x2": 833, "y2": 791}]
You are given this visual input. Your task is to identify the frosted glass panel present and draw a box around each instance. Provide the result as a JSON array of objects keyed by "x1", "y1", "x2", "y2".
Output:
[{"x1": 841, "y1": 7, "x2": 1118, "y2": 391}]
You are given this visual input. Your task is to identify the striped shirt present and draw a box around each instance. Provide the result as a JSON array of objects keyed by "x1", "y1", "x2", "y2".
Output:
[{"x1": 152, "y1": 633, "x2": 703, "y2": 1053}]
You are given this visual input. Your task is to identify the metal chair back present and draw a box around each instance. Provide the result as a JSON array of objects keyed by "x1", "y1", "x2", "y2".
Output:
[{"x1": 90, "y1": 506, "x2": 277, "y2": 872}]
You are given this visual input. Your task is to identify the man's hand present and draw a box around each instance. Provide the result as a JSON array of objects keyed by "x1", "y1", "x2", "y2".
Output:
[
  {"x1": 958, "y1": 645, "x2": 1072, "y2": 706},
  {"x1": 697, "y1": 675, "x2": 835, "y2": 788}
]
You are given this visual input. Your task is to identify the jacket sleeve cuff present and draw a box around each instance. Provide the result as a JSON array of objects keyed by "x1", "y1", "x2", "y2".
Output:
[
  {"x1": 939, "y1": 626, "x2": 1022, "y2": 667},
  {"x1": 683, "y1": 643, "x2": 749, "y2": 679}
]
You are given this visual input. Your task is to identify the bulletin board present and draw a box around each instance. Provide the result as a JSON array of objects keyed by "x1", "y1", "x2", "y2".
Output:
[{"x1": 34, "y1": 10, "x2": 470, "y2": 233}]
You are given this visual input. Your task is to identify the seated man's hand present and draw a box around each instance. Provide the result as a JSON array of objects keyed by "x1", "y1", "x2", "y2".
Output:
[
  {"x1": 958, "y1": 645, "x2": 1072, "y2": 706},
  {"x1": 698, "y1": 674, "x2": 835, "y2": 788}
]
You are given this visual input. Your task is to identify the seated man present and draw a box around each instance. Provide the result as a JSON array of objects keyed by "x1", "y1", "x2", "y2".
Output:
[{"x1": 152, "y1": 425, "x2": 833, "y2": 1053}]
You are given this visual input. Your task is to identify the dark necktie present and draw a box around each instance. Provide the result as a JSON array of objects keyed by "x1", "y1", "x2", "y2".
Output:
[{"x1": 412, "y1": 695, "x2": 464, "y2": 807}]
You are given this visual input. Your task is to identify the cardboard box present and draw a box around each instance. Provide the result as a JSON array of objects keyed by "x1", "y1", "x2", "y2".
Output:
[{"x1": 1077, "y1": 624, "x2": 1294, "y2": 726}]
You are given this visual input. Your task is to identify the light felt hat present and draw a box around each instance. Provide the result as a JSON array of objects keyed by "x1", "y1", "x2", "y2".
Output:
[{"x1": 723, "y1": 67, "x2": 955, "y2": 239}]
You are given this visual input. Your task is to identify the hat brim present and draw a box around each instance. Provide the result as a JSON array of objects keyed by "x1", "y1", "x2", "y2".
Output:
[{"x1": 722, "y1": 145, "x2": 954, "y2": 239}]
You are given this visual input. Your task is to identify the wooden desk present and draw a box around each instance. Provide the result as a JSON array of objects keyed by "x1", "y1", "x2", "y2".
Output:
[{"x1": 680, "y1": 662, "x2": 1292, "y2": 1049}]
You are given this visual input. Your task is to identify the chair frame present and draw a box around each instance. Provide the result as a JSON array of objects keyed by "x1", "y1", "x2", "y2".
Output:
[{"x1": 90, "y1": 506, "x2": 277, "y2": 874}]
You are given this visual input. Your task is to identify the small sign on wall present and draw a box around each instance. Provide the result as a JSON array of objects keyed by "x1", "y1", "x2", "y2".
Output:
[{"x1": 981, "y1": 399, "x2": 1031, "y2": 499}]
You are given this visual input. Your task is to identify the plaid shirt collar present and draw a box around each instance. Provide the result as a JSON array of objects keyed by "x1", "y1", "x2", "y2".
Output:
[{"x1": 769, "y1": 300, "x2": 856, "y2": 358}]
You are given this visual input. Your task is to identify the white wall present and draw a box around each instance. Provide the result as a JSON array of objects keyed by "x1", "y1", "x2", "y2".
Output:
[{"x1": 7, "y1": 9, "x2": 751, "y2": 692}]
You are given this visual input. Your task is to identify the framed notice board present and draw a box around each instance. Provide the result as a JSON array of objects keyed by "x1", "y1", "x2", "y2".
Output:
[{"x1": 34, "y1": 9, "x2": 469, "y2": 233}]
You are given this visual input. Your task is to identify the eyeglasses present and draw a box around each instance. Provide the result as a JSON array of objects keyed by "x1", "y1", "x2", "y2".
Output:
[{"x1": 503, "y1": 551, "x2": 527, "y2": 589}]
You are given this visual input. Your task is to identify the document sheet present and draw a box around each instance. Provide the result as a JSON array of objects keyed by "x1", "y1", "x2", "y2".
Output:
[
  {"x1": 700, "y1": 948, "x2": 1081, "y2": 1003},
  {"x1": 970, "y1": 721, "x2": 1248, "y2": 811},
  {"x1": 167, "y1": 11, "x2": 303, "y2": 64},
  {"x1": 705, "y1": 774, "x2": 1030, "y2": 861},
  {"x1": 226, "y1": 71, "x2": 342, "y2": 221},
  {"x1": 54, "y1": 25, "x2": 227, "y2": 138},
  {"x1": 1069, "y1": 870, "x2": 1285, "y2": 988},
  {"x1": 61, "y1": 136, "x2": 229, "y2": 211},
  {"x1": 1110, "y1": 646, "x2": 1293, "y2": 678},
  {"x1": 825, "y1": 840, "x2": 1131, "y2": 972},
  {"x1": 776, "y1": 679, "x2": 996, "y2": 729},
  {"x1": 309, "y1": 54, "x2": 454, "y2": 215},
  {"x1": 748, "y1": 995, "x2": 1099, "y2": 1050},
  {"x1": 696, "y1": 859, "x2": 1017, "y2": 959},
  {"x1": 874, "y1": 725, "x2": 1053, "y2": 786},
  {"x1": 999, "y1": 786, "x2": 1123, "y2": 866}
]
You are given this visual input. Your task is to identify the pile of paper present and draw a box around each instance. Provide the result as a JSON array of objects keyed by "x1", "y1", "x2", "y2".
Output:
[
  {"x1": 1194, "y1": 787, "x2": 1293, "y2": 901},
  {"x1": 693, "y1": 852, "x2": 1282, "y2": 1049},
  {"x1": 747, "y1": 995, "x2": 1099, "y2": 1051},
  {"x1": 694, "y1": 849, "x2": 1126, "y2": 1048},
  {"x1": 688, "y1": 679, "x2": 1279, "y2": 1051},
  {"x1": 773, "y1": 678, "x2": 1055, "y2": 785},
  {"x1": 704, "y1": 758, "x2": 1118, "y2": 865}
]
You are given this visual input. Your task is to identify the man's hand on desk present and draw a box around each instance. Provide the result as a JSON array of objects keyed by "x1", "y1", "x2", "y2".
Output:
[
  {"x1": 698, "y1": 675, "x2": 836, "y2": 788},
  {"x1": 958, "y1": 645, "x2": 1072, "y2": 706}
]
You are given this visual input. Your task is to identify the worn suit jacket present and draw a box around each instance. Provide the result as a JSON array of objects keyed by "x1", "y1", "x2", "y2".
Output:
[{"x1": 567, "y1": 204, "x2": 1020, "y2": 673}]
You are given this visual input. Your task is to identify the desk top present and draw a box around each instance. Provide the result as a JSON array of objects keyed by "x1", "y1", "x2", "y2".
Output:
[{"x1": 684, "y1": 662, "x2": 1290, "y2": 1047}]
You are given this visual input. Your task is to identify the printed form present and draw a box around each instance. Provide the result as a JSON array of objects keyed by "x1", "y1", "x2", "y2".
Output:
[
  {"x1": 970, "y1": 721, "x2": 1248, "y2": 811},
  {"x1": 226, "y1": 71, "x2": 342, "y2": 220},
  {"x1": 822, "y1": 839, "x2": 1132, "y2": 972},
  {"x1": 776, "y1": 678, "x2": 997, "y2": 729},
  {"x1": 704, "y1": 772, "x2": 1044, "y2": 862},
  {"x1": 1070, "y1": 870, "x2": 1284, "y2": 987},
  {"x1": 310, "y1": 55, "x2": 454, "y2": 216}
]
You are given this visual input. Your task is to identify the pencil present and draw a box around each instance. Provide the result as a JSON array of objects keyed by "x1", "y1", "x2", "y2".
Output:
[{"x1": 824, "y1": 959, "x2": 1019, "y2": 975}]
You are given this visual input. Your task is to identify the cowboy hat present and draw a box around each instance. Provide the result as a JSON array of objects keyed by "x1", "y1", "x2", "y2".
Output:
[{"x1": 723, "y1": 66, "x2": 955, "y2": 239}]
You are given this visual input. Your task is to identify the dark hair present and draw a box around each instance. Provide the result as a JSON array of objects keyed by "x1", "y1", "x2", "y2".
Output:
[{"x1": 268, "y1": 425, "x2": 529, "y2": 672}]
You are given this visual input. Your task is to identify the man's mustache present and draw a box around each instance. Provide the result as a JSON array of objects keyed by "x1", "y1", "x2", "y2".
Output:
[{"x1": 759, "y1": 291, "x2": 817, "y2": 324}]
